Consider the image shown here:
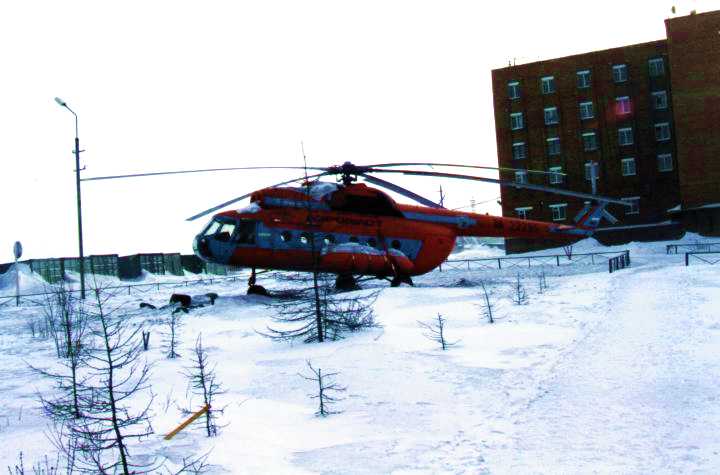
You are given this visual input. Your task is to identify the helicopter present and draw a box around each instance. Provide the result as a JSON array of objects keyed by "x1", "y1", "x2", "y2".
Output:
[{"x1": 85, "y1": 161, "x2": 628, "y2": 293}]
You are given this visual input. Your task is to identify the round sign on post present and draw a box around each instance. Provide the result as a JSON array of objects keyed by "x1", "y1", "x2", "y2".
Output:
[{"x1": 13, "y1": 241, "x2": 22, "y2": 260}]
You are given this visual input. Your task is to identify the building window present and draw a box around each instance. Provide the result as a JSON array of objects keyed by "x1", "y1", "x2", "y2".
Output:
[
  {"x1": 541, "y1": 76, "x2": 556, "y2": 94},
  {"x1": 622, "y1": 197, "x2": 640, "y2": 215},
  {"x1": 510, "y1": 112, "x2": 524, "y2": 130},
  {"x1": 508, "y1": 81, "x2": 520, "y2": 100},
  {"x1": 655, "y1": 122, "x2": 671, "y2": 141},
  {"x1": 512, "y1": 142, "x2": 526, "y2": 160},
  {"x1": 579, "y1": 101, "x2": 594, "y2": 120},
  {"x1": 546, "y1": 137, "x2": 561, "y2": 156},
  {"x1": 658, "y1": 153, "x2": 673, "y2": 172},
  {"x1": 582, "y1": 131, "x2": 598, "y2": 151},
  {"x1": 615, "y1": 96, "x2": 632, "y2": 115},
  {"x1": 648, "y1": 57, "x2": 665, "y2": 77},
  {"x1": 577, "y1": 70, "x2": 591, "y2": 89},
  {"x1": 549, "y1": 166, "x2": 563, "y2": 184},
  {"x1": 652, "y1": 90, "x2": 668, "y2": 110},
  {"x1": 612, "y1": 64, "x2": 628, "y2": 83},
  {"x1": 584, "y1": 162, "x2": 598, "y2": 181},
  {"x1": 549, "y1": 203, "x2": 568, "y2": 221},
  {"x1": 621, "y1": 157, "x2": 636, "y2": 176},
  {"x1": 515, "y1": 170, "x2": 528, "y2": 184},
  {"x1": 515, "y1": 207, "x2": 532, "y2": 219},
  {"x1": 544, "y1": 107, "x2": 559, "y2": 125},
  {"x1": 618, "y1": 127, "x2": 634, "y2": 146}
]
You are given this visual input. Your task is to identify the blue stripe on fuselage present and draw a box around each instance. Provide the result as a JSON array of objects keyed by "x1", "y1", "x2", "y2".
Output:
[{"x1": 402, "y1": 212, "x2": 476, "y2": 229}]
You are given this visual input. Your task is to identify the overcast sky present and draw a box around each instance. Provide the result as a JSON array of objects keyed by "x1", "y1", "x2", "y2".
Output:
[{"x1": 0, "y1": 0, "x2": 713, "y2": 263}]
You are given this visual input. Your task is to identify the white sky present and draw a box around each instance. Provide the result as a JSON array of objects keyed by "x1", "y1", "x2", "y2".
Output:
[{"x1": 0, "y1": 0, "x2": 714, "y2": 262}]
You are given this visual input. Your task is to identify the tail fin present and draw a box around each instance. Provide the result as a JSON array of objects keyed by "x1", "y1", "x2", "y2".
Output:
[{"x1": 573, "y1": 201, "x2": 618, "y2": 234}]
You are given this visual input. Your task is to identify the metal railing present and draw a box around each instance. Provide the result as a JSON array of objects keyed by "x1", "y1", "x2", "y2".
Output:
[
  {"x1": 1, "y1": 250, "x2": 633, "y2": 306},
  {"x1": 667, "y1": 242, "x2": 720, "y2": 254},
  {"x1": 0, "y1": 274, "x2": 245, "y2": 307},
  {"x1": 685, "y1": 251, "x2": 720, "y2": 266},
  {"x1": 439, "y1": 250, "x2": 630, "y2": 273}
]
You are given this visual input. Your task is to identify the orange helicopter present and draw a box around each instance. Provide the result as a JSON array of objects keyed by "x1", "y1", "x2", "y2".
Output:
[{"x1": 86, "y1": 161, "x2": 627, "y2": 293}]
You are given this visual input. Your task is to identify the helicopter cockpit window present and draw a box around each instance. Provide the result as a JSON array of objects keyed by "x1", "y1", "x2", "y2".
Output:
[
  {"x1": 202, "y1": 220, "x2": 223, "y2": 237},
  {"x1": 203, "y1": 219, "x2": 236, "y2": 242},
  {"x1": 215, "y1": 222, "x2": 236, "y2": 242},
  {"x1": 234, "y1": 220, "x2": 256, "y2": 245}
]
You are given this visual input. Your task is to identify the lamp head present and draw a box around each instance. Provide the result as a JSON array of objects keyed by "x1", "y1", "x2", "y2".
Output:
[{"x1": 54, "y1": 97, "x2": 67, "y2": 107}]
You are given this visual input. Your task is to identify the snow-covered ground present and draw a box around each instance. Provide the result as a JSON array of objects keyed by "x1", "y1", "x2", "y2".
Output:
[{"x1": 1, "y1": 235, "x2": 719, "y2": 473}]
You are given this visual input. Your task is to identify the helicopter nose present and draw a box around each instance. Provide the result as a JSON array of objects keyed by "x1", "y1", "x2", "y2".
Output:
[{"x1": 194, "y1": 236, "x2": 212, "y2": 259}]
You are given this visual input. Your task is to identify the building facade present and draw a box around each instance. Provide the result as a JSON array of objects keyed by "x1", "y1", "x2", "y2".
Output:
[{"x1": 491, "y1": 10, "x2": 720, "y2": 252}]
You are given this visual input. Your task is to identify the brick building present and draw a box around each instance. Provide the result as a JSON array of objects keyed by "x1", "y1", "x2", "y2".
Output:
[{"x1": 491, "y1": 10, "x2": 720, "y2": 252}]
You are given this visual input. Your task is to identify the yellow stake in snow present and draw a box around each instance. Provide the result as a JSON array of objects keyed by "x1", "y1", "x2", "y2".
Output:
[{"x1": 164, "y1": 404, "x2": 210, "y2": 440}]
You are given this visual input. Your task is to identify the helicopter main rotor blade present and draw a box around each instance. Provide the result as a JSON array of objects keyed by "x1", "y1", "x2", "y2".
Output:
[
  {"x1": 364, "y1": 168, "x2": 631, "y2": 207},
  {"x1": 82, "y1": 166, "x2": 327, "y2": 182},
  {"x1": 185, "y1": 172, "x2": 329, "y2": 222},
  {"x1": 366, "y1": 162, "x2": 567, "y2": 176},
  {"x1": 358, "y1": 173, "x2": 444, "y2": 209}
]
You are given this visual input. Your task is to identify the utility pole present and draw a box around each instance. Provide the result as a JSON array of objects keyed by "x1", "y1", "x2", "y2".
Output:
[{"x1": 55, "y1": 97, "x2": 86, "y2": 299}]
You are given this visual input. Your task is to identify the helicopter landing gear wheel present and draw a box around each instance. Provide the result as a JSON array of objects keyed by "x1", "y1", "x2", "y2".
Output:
[
  {"x1": 247, "y1": 268, "x2": 269, "y2": 296},
  {"x1": 390, "y1": 275, "x2": 414, "y2": 287},
  {"x1": 247, "y1": 285, "x2": 270, "y2": 296},
  {"x1": 335, "y1": 274, "x2": 359, "y2": 291}
]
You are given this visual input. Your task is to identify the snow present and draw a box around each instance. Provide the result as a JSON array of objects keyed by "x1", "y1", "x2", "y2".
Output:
[
  {"x1": 0, "y1": 263, "x2": 50, "y2": 296},
  {"x1": 235, "y1": 202, "x2": 262, "y2": 214},
  {"x1": 289, "y1": 181, "x2": 339, "y2": 201},
  {"x1": 323, "y1": 242, "x2": 385, "y2": 256},
  {"x1": 1, "y1": 235, "x2": 720, "y2": 472}
]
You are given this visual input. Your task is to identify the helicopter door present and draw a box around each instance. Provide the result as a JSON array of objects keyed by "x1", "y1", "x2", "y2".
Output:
[
  {"x1": 234, "y1": 220, "x2": 257, "y2": 246},
  {"x1": 204, "y1": 218, "x2": 237, "y2": 263}
]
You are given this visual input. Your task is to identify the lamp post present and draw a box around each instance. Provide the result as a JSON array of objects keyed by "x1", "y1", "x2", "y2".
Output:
[{"x1": 55, "y1": 97, "x2": 86, "y2": 299}]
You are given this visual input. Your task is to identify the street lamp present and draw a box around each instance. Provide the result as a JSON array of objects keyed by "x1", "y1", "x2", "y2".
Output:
[{"x1": 55, "y1": 97, "x2": 86, "y2": 299}]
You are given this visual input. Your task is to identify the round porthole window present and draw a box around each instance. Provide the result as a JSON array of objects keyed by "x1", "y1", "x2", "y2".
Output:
[
  {"x1": 324, "y1": 235, "x2": 335, "y2": 245},
  {"x1": 300, "y1": 233, "x2": 311, "y2": 245},
  {"x1": 281, "y1": 231, "x2": 292, "y2": 242}
]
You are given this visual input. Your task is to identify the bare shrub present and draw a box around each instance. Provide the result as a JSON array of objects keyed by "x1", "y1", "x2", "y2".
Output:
[
  {"x1": 299, "y1": 360, "x2": 346, "y2": 417},
  {"x1": 261, "y1": 277, "x2": 379, "y2": 343},
  {"x1": 477, "y1": 280, "x2": 496, "y2": 324},
  {"x1": 53, "y1": 288, "x2": 156, "y2": 473},
  {"x1": 512, "y1": 273, "x2": 529, "y2": 306},
  {"x1": 183, "y1": 334, "x2": 224, "y2": 437},
  {"x1": 418, "y1": 314, "x2": 459, "y2": 350},
  {"x1": 165, "y1": 311, "x2": 182, "y2": 359}
]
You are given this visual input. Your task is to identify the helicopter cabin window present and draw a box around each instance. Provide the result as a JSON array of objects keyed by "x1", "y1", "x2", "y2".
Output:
[
  {"x1": 280, "y1": 231, "x2": 292, "y2": 242},
  {"x1": 234, "y1": 220, "x2": 256, "y2": 244}
]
